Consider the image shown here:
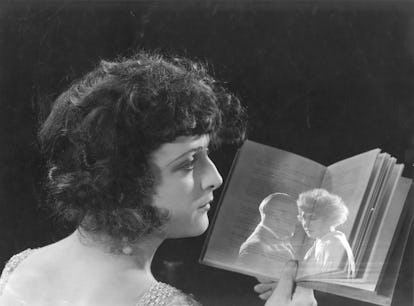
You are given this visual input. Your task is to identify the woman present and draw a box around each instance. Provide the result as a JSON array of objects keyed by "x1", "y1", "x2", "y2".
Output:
[
  {"x1": 297, "y1": 188, "x2": 356, "y2": 278},
  {"x1": 0, "y1": 51, "x2": 316, "y2": 306}
]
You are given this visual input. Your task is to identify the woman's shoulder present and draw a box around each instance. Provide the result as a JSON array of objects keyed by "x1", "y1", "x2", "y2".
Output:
[
  {"x1": 1, "y1": 248, "x2": 202, "y2": 306},
  {"x1": 0, "y1": 245, "x2": 62, "y2": 304},
  {"x1": 319, "y1": 231, "x2": 348, "y2": 249},
  {"x1": 0, "y1": 249, "x2": 35, "y2": 295},
  {"x1": 1, "y1": 249, "x2": 34, "y2": 275},
  {"x1": 137, "y1": 282, "x2": 201, "y2": 306},
  {"x1": 322, "y1": 230, "x2": 346, "y2": 241},
  {"x1": 0, "y1": 248, "x2": 49, "y2": 305}
]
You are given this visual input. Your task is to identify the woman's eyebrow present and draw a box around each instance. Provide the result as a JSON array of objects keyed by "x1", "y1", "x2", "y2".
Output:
[{"x1": 167, "y1": 147, "x2": 204, "y2": 166}]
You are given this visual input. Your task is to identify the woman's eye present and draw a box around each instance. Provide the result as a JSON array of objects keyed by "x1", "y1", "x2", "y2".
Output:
[
  {"x1": 181, "y1": 157, "x2": 196, "y2": 171},
  {"x1": 176, "y1": 149, "x2": 209, "y2": 173}
]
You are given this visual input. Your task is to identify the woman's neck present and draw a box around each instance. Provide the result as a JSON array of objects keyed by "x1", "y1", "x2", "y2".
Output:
[
  {"x1": 63, "y1": 230, "x2": 165, "y2": 277},
  {"x1": 315, "y1": 228, "x2": 338, "y2": 241}
]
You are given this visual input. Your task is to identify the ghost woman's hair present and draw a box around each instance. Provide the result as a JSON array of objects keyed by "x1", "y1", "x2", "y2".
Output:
[{"x1": 297, "y1": 188, "x2": 349, "y2": 228}]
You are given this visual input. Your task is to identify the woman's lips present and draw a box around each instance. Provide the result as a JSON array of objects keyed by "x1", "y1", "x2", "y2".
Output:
[
  {"x1": 198, "y1": 201, "x2": 212, "y2": 211},
  {"x1": 197, "y1": 195, "x2": 213, "y2": 211}
]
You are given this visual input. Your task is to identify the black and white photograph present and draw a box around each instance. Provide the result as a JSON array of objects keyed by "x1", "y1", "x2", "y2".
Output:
[{"x1": 1, "y1": 1, "x2": 413, "y2": 305}]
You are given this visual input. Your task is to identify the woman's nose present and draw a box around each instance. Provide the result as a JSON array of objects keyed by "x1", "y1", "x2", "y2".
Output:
[{"x1": 201, "y1": 156, "x2": 223, "y2": 191}]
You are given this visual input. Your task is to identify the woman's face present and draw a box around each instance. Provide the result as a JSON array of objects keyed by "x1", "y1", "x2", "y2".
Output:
[
  {"x1": 298, "y1": 209, "x2": 331, "y2": 239},
  {"x1": 151, "y1": 135, "x2": 223, "y2": 238}
]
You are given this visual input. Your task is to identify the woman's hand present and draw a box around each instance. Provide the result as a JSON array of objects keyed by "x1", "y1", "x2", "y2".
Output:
[
  {"x1": 254, "y1": 261, "x2": 317, "y2": 306},
  {"x1": 254, "y1": 276, "x2": 277, "y2": 300}
]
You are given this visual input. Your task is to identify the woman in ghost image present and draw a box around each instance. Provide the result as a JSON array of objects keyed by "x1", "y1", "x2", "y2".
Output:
[
  {"x1": 0, "y1": 51, "x2": 316, "y2": 306},
  {"x1": 238, "y1": 193, "x2": 299, "y2": 277},
  {"x1": 297, "y1": 188, "x2": 356, "y2": 278}
]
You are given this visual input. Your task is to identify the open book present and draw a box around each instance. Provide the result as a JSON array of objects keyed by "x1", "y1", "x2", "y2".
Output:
[{"x1": 200, "y1": 140, "x2": 413, "y2": 305}]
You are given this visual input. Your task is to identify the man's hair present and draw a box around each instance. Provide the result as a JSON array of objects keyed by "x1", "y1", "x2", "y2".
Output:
[
  {"x1": 297, "y1": 188, "x2": 349, "y2": 228},
  {"x1": 39, "y1": 51, "x2": 246, "y2": 242},
  {"x1": 258, "y1": 193, "x2": 297, "y2": 238}
]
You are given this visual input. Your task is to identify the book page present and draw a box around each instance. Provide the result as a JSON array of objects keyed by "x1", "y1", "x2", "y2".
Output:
[
  {"x1": 361, "y1": 170, "x2": 408, "y2": 283},
  {"x1": 300, "y1": 179, "x2": 413, "y2": 306},
  {"x1": 297, "y1": 149, "x2": 380, "y2": 279},
  {"x1": 298, "y1": 281, "x2": 391, "y2": 306},
  {"x1": 354, "y1": 154, "x2": 393, "y2": 262},
  {"x1": 356, "y1": 160, "x2": 399, "y2": 272},
  {"x1": 322, "y1": 149, "x2": 380, "y2": 238},
  {"x1": 300, "y1": 170, "x2": 408, "y2": 286},
  {"x1": 201, "y1": 140, "x2": 326, "y2": 280},
  {"x1": 375, "y1": 177, "x2": 412, "y2": 291},
  {"x1": 350, "y1": 153, "x2": 386, "y2": 257}
]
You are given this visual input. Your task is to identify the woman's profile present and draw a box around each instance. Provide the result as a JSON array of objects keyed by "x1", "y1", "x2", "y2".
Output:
[
  {"x1": 0, "y1": 51, "x2": 316, "y2": 306},
  {"x1": 297, "y1": 188, "x2": 356, "y2": 278}
]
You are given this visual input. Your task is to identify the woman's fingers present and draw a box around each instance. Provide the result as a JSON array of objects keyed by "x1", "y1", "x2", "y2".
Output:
[
  {"x1": 292, "y1": 286, "x2": 317, "y2": 306},
  {"x1": 272, "y1": 260, "x2": 298, "y2": 300},
  {"x1": 265, "y1": 260, "x2": 298, "y2": 305},
  {"x1": 254, "y1": 275, "x2": 278, "y2": 300},
  {"x1": 254, "y1": 282, "x2": 277, "y2": 294},
  {"x1": 256, "y1": 262, "x2": 318, "y2": 306},
  {"x1": 259, "y1": 290, "x2": 273, "y2": 300}
]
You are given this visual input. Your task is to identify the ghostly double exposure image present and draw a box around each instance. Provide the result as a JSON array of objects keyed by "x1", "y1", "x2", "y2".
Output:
[
  {"x1": 238, "y1": 193, "x2": 298, "y2": 276},
  {"x1": 237, "y1": 189, "x2": 355, "y2": 279}
]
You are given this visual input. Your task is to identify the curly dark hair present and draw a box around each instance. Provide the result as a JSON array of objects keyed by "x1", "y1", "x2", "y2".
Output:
[{"x1": 39, "y1": 51, "x2": 246, "y2": 243}]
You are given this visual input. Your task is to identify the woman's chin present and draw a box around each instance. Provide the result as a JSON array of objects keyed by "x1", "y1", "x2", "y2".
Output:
[
  {"x1": 184, "y1": 212, "x2": 210, "y2": 237},
  {"x1": 168, "y1": 216, "x2": 209, "y2": 238},
  {"x1": 191, "y1": 216, "x2": 210, "y2": 236}
]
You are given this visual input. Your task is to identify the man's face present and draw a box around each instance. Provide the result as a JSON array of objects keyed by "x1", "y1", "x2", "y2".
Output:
[{"x1": 260, "y1": 193, "x2": 297, "y2": 238}]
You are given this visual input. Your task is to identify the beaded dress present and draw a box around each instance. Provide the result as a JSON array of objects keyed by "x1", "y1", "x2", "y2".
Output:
[{"x1": 0, "y1": 249, "x2": 201, "y2": 306}]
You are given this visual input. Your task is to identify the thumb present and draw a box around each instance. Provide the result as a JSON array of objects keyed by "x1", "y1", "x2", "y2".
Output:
[{"x1": 268, "y1": 260, "x2": 298, "y2": 303}]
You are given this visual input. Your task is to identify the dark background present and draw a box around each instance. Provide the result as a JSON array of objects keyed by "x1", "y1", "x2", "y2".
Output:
[{"x1": 1, "y1": 1, "x2": 413, "y2": 305}]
